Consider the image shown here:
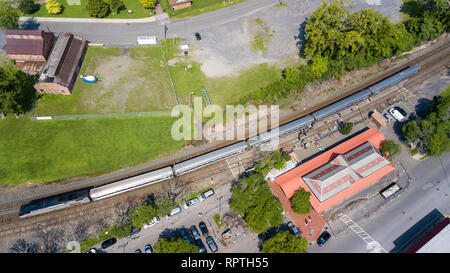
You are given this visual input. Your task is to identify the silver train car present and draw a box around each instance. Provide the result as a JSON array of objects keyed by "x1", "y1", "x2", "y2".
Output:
[
  {"x1": 311, "y1": 89, "x2": 372, "y2": 121},
  {"x1": 173, "y1": 141, "x2": 248, "y2": 176},
  {"x1": 368, "y1": 65, "x2": 420, "y2": 94},
  {"x1": 248, "y1": 115, "x2": 315, "y2": 148},
  {"x1": 89, "y1": 166, "x2": 174, "y2": 201}
]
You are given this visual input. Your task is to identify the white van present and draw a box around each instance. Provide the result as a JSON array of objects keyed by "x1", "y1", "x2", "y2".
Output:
[
  {"x1": 388, "y1": 108, "x2": 405, "y2": 122},
  {"x1": 166, "y1": 207, "x2": 181, "y2": 219},
  {"x1": 198, "y1": 189, "x2": 214, "y2": 202}
]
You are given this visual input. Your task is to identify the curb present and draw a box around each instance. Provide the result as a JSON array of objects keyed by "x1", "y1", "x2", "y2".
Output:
[{"x1": 19, "y1": 13, "x2": 169, "y2": 24}]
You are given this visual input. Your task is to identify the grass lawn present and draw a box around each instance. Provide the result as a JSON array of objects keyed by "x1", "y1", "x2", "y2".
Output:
[
  {"x1": 160, "y1": 0, "x2": 244, "y2": 19},
  {"x1": 162, "y1": 39, "x2": 282, "y2": 107},
  {"x1": 35, "y1": 46, "x2": 175, "y2": 116},
  {"x1": 0, "y1": 114, "x2": 185, "y2": 185},
  {"x1": 22, "y1": 0, "x2": 152, "y2": 19}
]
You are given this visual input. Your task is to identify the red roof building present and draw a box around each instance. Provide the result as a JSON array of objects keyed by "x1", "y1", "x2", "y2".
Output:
[
  {"x1": 273, "y1": 128, "x2": 395, "y2": 213},
  {"x1": 168, "y1": 0, "x2": 192, "y2": 10}
]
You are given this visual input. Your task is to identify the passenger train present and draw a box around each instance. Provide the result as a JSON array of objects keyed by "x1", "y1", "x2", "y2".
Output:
[{"x1": 18, "y1": 65, "x2": 420, "y2": 218}]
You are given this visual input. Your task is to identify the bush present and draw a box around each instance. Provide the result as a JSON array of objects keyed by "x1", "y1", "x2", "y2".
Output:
[
  {"x1": 108, "y1": 0, "x2": 125, "y2": 15},
  {"x1": 139, "y1": 0, "x2": 156, "y2": 9},
  {"x1": 45, "y1": 0, "x2": 62, "y2": 15},
  {"x1": 380, "y1": 139, "x2": 402, "y2": 160},
  {"x1": 18, "y1": 0, "x2": 39, "y2": 14},
  {"x1": 290, "y1": 188, "x2": 311, "y2": 215},
  {"x1": 339, "y1": 122, "x2": 353, "y2": 135},
  {"x1": 260, "y1": 231, "x2": 308, "y2": 253},
  {"x1": 86, "y1": 0, "x2": 110, "y2": 18},
  {"x1": 154, "y1": 238, "x2": 198, "y2": 253}
]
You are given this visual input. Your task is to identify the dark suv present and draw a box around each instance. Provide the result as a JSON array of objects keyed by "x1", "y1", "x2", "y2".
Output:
[
  {"x1": 180, "y1": 228, "x2": 192, "y2": 244},
  {"x1": 190, "y1": 225, "x2": 201, "y2": 241},
  {"x1": 195, "y1": 32, "x2": 201, "y2": 40},
  {"x1": 199, "y1": 221, "x2": 209, "y2": 237},
  {"x1": 101, "y1": 238, "x2": 117, "y2": 249},
  {"x1": 316, "y1": 231, "x2": 331, "y2": 246}
]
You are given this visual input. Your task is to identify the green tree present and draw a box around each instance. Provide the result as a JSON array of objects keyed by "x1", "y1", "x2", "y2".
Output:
[
  {"x1": 260, "y1": 231, "x2": 308, "y2": 253},
  {"x1": 290, "y1": 188, "x2": 311, "y2": 215},
  {"x1": 18, "y1": 0, "x2": 39, "y2": 14},
  {"x1": 108, "y1": 0, "x2": 125, "y2": 15},
  {"x1": 86, "y1": 0, "x2": 110, "y2": 18},
  {"x1": 128, "y1": 203, "x2": 157, "y2": 228},
  {"x1": 155, "y1": 196, "x2": 177, "y2": 216},
  {"x1": 255, "y1": 151, "x2": 291, "y2": 175},
  {"x1": 230, "y1": 173, "x2": 283, "y2": 234},
  {"x1": 139, "y1": 0, "x2": 156, "y2": 9},
  {"x1": 402, "y1": 120, "x2": 421, "y2": 141},
  {"x1": 0, "y1": 5, "x2": 20, "y2": 30},
  {"x1": 108, "y1": 223, "x2": 132, "y2": 238},
  {"x1": 380, "y1": 140, "x2": 402, "y2": 160},
  {"x1": 0, "y1": 62, "x2": 36, "y2": 115},
  {"x1": 153, "y1": 238, "x2": 198, "y2": 253},
  {"x1": 339, "y1": 122, "x2": 353, "y2": 135}
]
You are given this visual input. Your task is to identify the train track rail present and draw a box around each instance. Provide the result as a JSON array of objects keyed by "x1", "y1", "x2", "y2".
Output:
[{"x1": 0, "y1": 37, "x2": 449, "y2": 240}]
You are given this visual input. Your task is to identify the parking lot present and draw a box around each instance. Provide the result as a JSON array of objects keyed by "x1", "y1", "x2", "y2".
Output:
[{"x1": 98, "y1": 181, "x2": 260, "y2": 253}]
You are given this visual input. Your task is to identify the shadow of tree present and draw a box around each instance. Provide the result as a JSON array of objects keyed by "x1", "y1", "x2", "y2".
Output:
[
  {"x1": 20, "y1": 18, "x2": 41, "y2": 30},
  {"x1": 294, "y1": 19, "x2": 308, "y2": 57}
]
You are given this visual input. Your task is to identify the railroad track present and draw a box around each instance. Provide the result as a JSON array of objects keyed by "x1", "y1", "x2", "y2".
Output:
[{"x1": 0, "y1": 38, "x2": 449, "y2": 240}]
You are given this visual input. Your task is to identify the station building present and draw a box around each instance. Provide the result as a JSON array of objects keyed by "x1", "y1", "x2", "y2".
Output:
[{"x1": 273, "y1": 128, "x2": 395, "y2": 214}]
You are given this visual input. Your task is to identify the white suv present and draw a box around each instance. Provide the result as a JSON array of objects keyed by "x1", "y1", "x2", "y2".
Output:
[
  {"x1": 143, "y1": 216, "x2": 160, "y2": 229},
  {"x1": 183, "y1": 197, "x2": 199, "y2": 209}
]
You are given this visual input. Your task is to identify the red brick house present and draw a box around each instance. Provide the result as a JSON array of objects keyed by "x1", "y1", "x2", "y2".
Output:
[
  {"x1": 168, "y1": 0, "x2": 192, "y2": 10},
  {"x1": 34, "y1": 33, "x2": 87, "y2": 95},
  {"x1": 5, "y1": 30, "x2": 55, "y2": 75}
]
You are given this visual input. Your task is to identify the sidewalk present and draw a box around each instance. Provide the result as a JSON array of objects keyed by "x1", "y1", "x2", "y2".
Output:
[{"x1": 19, "y1": 13, "x2": 169, "y2": 23}]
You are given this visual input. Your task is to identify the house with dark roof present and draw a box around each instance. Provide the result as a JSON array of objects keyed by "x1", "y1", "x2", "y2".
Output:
[
  {"x1": 34, "y1": 33, "x2": 87, "y2": 95},
  {"x1": 168, "y1": 0, "x2": 192, "y2": 10},
  {"x1": 5, "y1": 30, "x2": 55, "y2": 75}
]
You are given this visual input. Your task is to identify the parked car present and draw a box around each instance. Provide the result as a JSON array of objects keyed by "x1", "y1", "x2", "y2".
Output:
[
  {"x1": 143, "y1": 216, "x2": 160, "y2": 229},
  {"x1": 101, "y1": 238, "x2": 117, "y2": 249},
  {"x1": 195, "y1": 32, "x2": 201, "y2": 40},
  {"x1": 316, "y1": 231, "x2": 331, "y2": 246},
  {"x1": 389, "y1": 108, "x2": 405, "y2": 122},
  {"x1": 85, "y1": 248, "x2": 98, "y2": 253},
  {"x1": 198, "y1": 189, "x2": 214, "y2": 201},
  {"x1": 195, "y1": 240, "x2": 207, "y2": 253},
  {"x1": 258, "y1": 227, "x2": 278, "y2": 242},
  {"x1": 166, "y1": 207, "x2": 182, "y2": 219},
  {"x1": 205, "y1": 236, "x2": 218, "y2": 252},
  {"x1": 183, "y1": 197, "x2": 199, "y2": 209},
  {"x1": 222, "y1": 229, "x2": 232, "y2": 240},
  {"x1": 287, "y1": 221, "x2": 301, "y2": 237},
  {"x1": 134, "y1": 249, "x2": 142, "y2": 253},
  {"x1": 199, "y1": 221, "x2": 209, "y2": 237},
  {"x1": 381, "y1": 111, "x2": 393, "y2": 123},
  {"x1": 180, "y1": 228, "x2": 192, "y2": 244},
  {"x1": 190, "y1": 225, "x2": 201, "y2": 241},
  {"x1": 128, "y1": 226, "x2": 141, "y2": 238},
  {"x1": 144, "y1": 244, "x2": 153, "y2": 253},
  {"x1": 394, "y1": 106, "x2": 407, "y2": 116}
]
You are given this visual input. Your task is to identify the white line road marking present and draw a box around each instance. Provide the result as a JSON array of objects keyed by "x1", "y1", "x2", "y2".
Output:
[{"x1": 340, "y1": 214, "x2": 387, "y2": 253}]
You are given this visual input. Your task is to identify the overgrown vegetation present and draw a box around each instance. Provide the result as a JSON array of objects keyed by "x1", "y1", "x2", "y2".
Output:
[
  {"x1": 213, "y1": 214, "x2": 224, "y2": 229},
  {"x1": 249, "y1": 18, "x2": 274, "y2": 54},
  {"x1": 401, "y1": 93, "x2": 450, "y2": 157},
  {"x1": 260, "y1": 231, "x2": 308, "y2": 253},
  {"x1": 0, "y1": 4, "x2": 20, "y2": 29}
]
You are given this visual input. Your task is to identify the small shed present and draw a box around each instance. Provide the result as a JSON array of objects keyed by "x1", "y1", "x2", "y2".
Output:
[{"x1": 371, "y1": 111, "x2": 387, "y2": 128}]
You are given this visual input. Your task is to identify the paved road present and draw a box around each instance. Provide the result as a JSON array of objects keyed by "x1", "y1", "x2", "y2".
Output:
[{"x1": 20, "y1": 0, "x2": 277, "y2": 44}]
